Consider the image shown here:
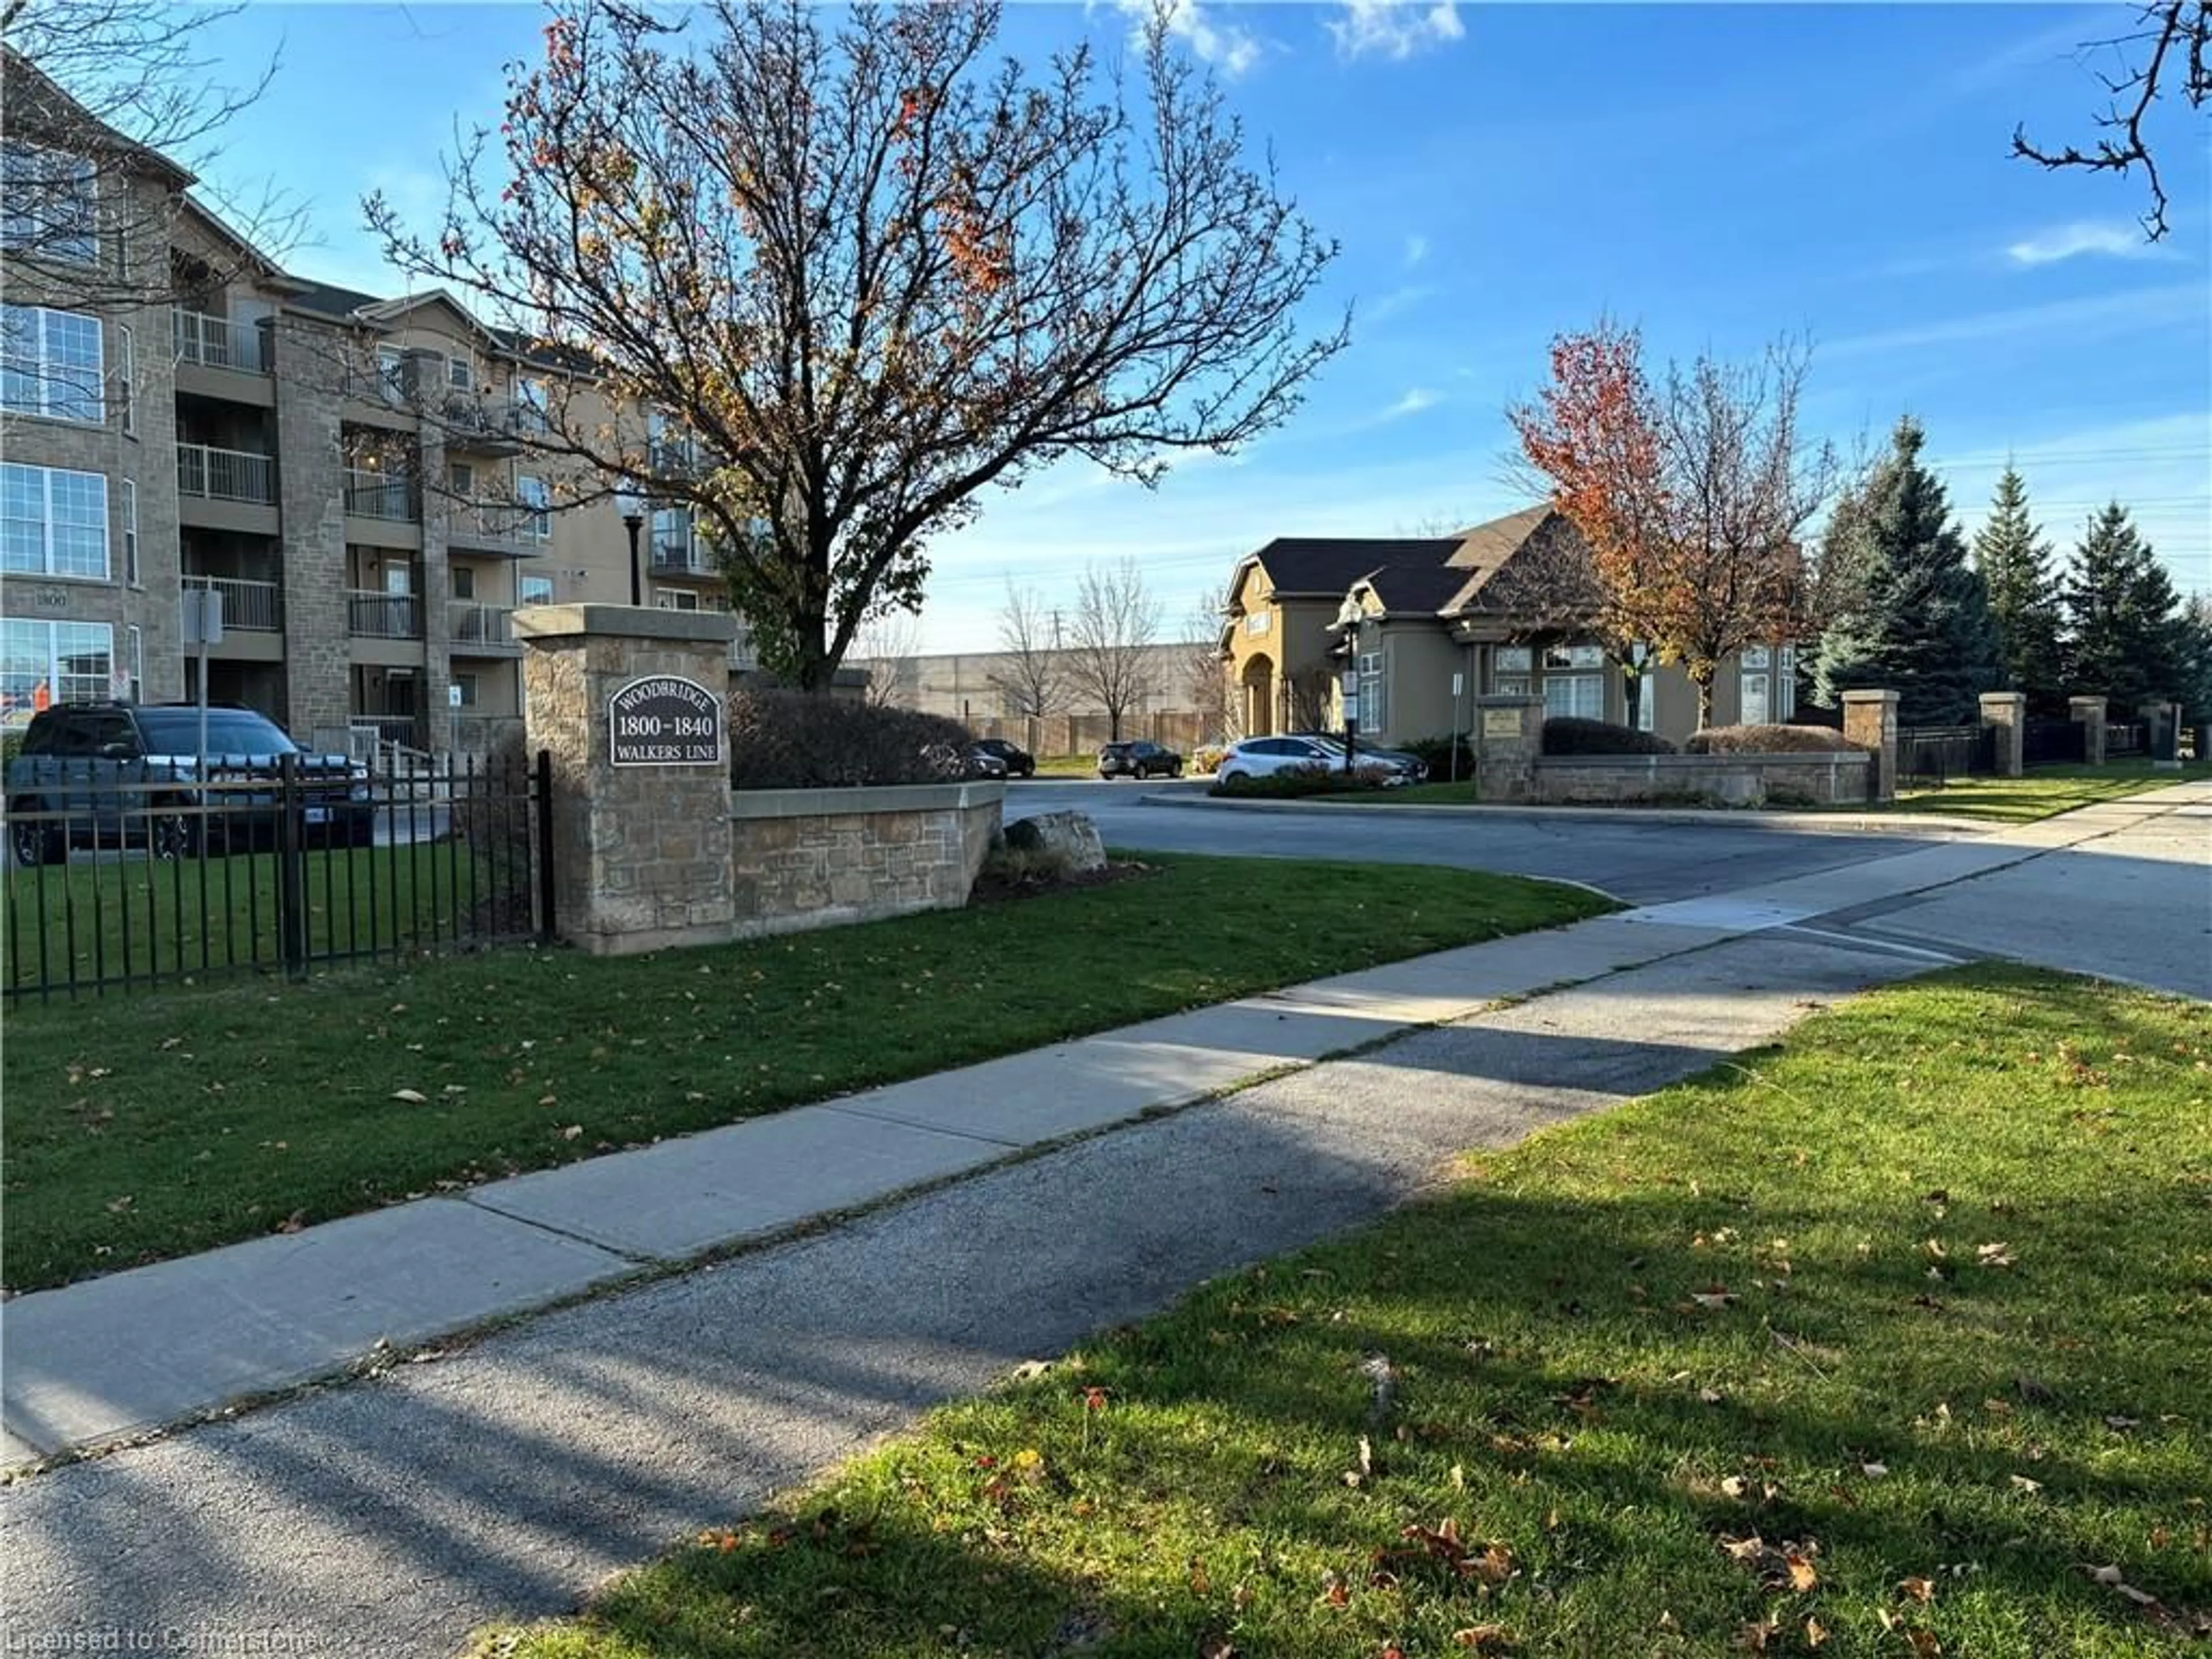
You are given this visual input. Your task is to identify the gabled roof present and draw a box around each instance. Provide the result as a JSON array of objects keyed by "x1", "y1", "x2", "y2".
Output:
[
  {"x1": 288, "y1": 278, "x2": 388, "y2": 321},
  {"x1": 1247, "y1": 536, "x2": 1459, "y2": 598},
  {"x1": 0, "y1": 48, "x2": 194, "y2": 190},
  {"x1": 1358, "y1": 562, "x2": 1475, "y2": 613}
]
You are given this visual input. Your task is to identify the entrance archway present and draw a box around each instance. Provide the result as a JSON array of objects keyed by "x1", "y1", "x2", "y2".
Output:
[{"x1": 1240, "y1": 653, "x2": 1276, "y2": 736}]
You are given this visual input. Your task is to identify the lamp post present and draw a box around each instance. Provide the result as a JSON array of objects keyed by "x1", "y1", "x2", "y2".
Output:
[
  {"x1": 614, "y1": 482, "x2": 645, "y2": 607},
  {"x1": 1332, "y1": 596, "x2": 1364, "y2": 775}
]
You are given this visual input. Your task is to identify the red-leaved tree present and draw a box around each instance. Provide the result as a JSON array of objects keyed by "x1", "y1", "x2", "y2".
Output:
[{"x1": 1509, "y1": 320, "x2": 1835, "y2": 726}]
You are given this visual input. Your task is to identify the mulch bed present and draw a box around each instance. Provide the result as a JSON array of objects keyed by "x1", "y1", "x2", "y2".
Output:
[{"x1": 968, "y1": 858, "x2": 1157, "y2": 906}]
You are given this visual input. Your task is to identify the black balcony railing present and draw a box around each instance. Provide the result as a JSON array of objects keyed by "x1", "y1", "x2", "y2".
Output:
[
  {"x1": 344, "y1": 469, "x2": 420, "y2": 522},
  {"x1": 347, "y1": 590, "x2": 423, "y2": 639},
  {"x1": 176, "y1": 444, "x2": 276, "y2": 505}
]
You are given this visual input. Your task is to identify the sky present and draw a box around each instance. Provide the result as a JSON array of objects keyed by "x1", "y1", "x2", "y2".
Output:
[{"x1": 183, "y1": 1, "x2": 2211, "y2": 653}]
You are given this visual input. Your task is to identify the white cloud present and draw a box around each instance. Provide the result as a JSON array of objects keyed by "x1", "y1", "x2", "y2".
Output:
[
  {"x1": 1382, "y1": 387, "x2": 1442, "y2": 421},
  {"x1": 2006, "y1": 219, "x2": 2162, "y2": 266},
  {"x1": 1117, "y1": 0, "x2": 1262, "y2": 79},
  {"x1": 1327, "y1": 0, "x2": 1464, "y2": 62},
  {"x1": 1403, "y1": 233, "x2": 1429, "y2": 268},
  {"x1": 1824, "y1": 282, "x2": 2208, "y2": 359},
  {"x1": 1360, "y1": 283, "x2": 1434, "y2": 327}
]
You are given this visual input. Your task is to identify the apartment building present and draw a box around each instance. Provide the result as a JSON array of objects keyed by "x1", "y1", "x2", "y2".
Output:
[{"x1": 2, "y1": 54, "x2": 737, "y2": 757}]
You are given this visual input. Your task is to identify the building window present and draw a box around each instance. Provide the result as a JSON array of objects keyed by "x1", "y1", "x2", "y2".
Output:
[
  {"x1": 376, "y1": 344, "x2": 404, "y2": 399},
  {"x1": 2, "y1": 463, "x2": 109, "y2": 578},
  {"x1": 448, "y1": 460, "x2": 475, "y2": 497},
  {"x1": 1543, "y1": 674, "x2": 1605, "y2": 721},
  {"x1": 515, "y1": 376, "x2": 549, "y2": 433},
  {"x1": 452, "y1": 672, "x2": 479, "y2": 707},
  {"x1": 1244, "y1": 610, "x2": 1269, "y2": 636},
  {"x1": 1495, "y1": 677, "x2": 1531, "y2": 697},
  {"x1": 126, "y1": 623, "x2": 142, "y2": 701},
  {"x1": 518, "y1": 573, "x2": 555, "y2": 606},
  {"x1": 1741, "y1": 673, "x2": 1771, "y2": 726},
  {"x1": 1, "y1": 142, "x2": 98, "y2": 264},
  {"x1": 655, "y1": 588, "x2": 702, "y2": 611},
  {"x1": 1634, "y1": 676, "x2": 1656, "y2": 732},
  {"x1": 1495, "y1": 645, "x2": 1533, "y2": 674},
  {"x1": 517, "y1": 475, "x2": 551, "y2": 541},
  {"x1": 1, "y1": 304, "x2": 104, "y2": 422},
  {"x1": 1543, "y1": 643, "x2": 1606, "y2": 671},
  {"x1": 1741, "y1": 645, "x2": 1771, "y2": 671},
  {"x1": 1777, "y1": 645, "x2": 1797, "y2": 720},
  {"x1": 117, "y1": 321, "x2": 134, "y2": 435},
  {"x1": 121, "y1": 478, "x2": 138, "y2": 585},
  {"x1": 451, "y1": 565, "x2": 476, "y2": 600},
  {"x1": 652, "y1": 503, "x2": 694, "y2": 566},
  {"x1": 447, "y1": 355, "x2": 474, "y2": 392},
  {"x1": 2, "y1": 618, "x2": 113, "y2": 709}
]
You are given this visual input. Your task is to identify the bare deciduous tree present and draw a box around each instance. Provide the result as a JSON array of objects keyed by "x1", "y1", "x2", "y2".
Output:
[
  {"x1": 369, "y1": 0, "x2": 1346, "y2": 692},
  {"x1": 850, "y1": 608, "x2": 925, "y2": 708},
  {"x1": 1184, "y1": 585, "x2": 1236, "y2": 740},
  {"x1": 988, "y1": 579, "x2": 1065, "y2": 719},
  {"x1": 1066, "y1": 558, "x2": 1161, "y2": 741},
  {"x1": 2014, "y1": 0, "x2": 2209, "y2": 239},
  {"x1": 1, "y1": 3, "x2": 294, "y2": 308}
]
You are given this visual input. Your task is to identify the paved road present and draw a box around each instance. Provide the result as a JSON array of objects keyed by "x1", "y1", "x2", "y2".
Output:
[{"x1": 1004, "y1": 778, "x2": 1979, "y2": 907}]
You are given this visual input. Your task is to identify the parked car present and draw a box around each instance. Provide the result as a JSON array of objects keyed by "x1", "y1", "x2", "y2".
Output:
[
  {"x1": 1285, "y1": 732, "x2": 1429, "y2": 785},
  {"x1": 965, "y1": 744, "x2": 1010, "y2": 781},
  {"x1": 1213, "y1": 734, "x2": 1346, "y2": 785},
  {"x1": 1098, "y1": 739, "x2": 1184, "y2": 779},
  {"x1": 5, "y1": 702, "x2": 373, "y2": 865},
  {"x1": 971, "y1": 737, "x2": 1036, "y2": 778}
]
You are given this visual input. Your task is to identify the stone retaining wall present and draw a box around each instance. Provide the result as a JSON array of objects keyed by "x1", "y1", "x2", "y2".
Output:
[
  {"x1": 1533, "y1": 752, "x2": 1873, "y2": 808},
  {"x1": 729, "y1": 782, "x2": 1004, "y2": 939}
]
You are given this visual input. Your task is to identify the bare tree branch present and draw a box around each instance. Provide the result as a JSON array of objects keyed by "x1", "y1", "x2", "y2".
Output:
[
  {"x1": 1065, "y1": 556, "x2": 1160, "y2": 740},
  {"x1": 2013, "y1": 0, "x2": 2209, "y2": 239},
  {"x1": 989, "y1": 578, "x2": 1066, "y2": 718}
]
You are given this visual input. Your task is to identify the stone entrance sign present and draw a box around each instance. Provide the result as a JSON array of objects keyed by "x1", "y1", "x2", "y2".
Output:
[{"x1": 609, "y1": 675, "x2": 723, "y2": 767}]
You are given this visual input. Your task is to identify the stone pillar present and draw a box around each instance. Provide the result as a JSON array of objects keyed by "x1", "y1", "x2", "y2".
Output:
[
  {"x1": 2070, "y1": 696, "x2": 2107, "y2": 767},
  {"x1": 2140, "y1": 700, "x2": 2182, "y2": 770},
  {"x1": 1842, "y1": 689, "x2": 1900, "y2": 803},
  {"x1": 1979, "y1": 691, "x2": 2026, "y2": 779},
  {"x1": 515, "y1": 603, "x2": 738, "y2": 955},
  {"x1": 1472, "y1": 694, "x2": 1545, "y2": 803}
]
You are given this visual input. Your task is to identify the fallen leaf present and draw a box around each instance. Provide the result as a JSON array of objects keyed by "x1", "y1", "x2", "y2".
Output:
[
  {"x1": 1735, "y1": 1618, "x2": 1779, "y2": 1652},
  {"x1": 560, "y1": 1124, "x2": 584, "y2": 1140},
  {"x1": 391, "y1": 1088, "x2": 427, "y2": 1104},
  {"x1": 1690, "y1": 1289, "x2": 1737, "y2": 1310},
  {"x1": 274, "y1": 1210, "x2": 307, "y2": 1234},
  {"x1": 1722, "y1": 1534, "x2": 1767, "y2": 1565},
  {"x1": 104, "y1": 1195, "x2": 134, "y2": 1213},
  {"x1": 1862, "y1": 1461, "x2": 1890, "y2": 1478},
  {"x1": 1451, "y1": 1626, "x2": 1510, "y2": 1652},
  {"x1": 2104, "y1": 1415, "x2": 2141, "y2": 1431},
  {"x1": 1804, "y1": 1615, "x2": 1830, "y2": 1648},
  {"x1": 1721, "y1": 1476, "x2": 1750, "y2": 1499},
  {"x1": 1907, "y1": 1631, "x2": 1942, "y2": 1658},
  {"x1": 1899, "y1": 1576, "x2": 1936, "y2": 1603},
  {"x1": 1785, "y1": 1551, "x2": 1820, "y2": 1593},
  {"x1": 2009, "y1": 1474, "x2": 2044, "y2": 1494},
  {"x1": 1976, "y1": 1242, "x2": 2017, "y2": 1268}
]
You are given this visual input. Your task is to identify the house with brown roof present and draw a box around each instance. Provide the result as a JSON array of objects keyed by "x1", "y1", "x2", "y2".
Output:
[{"x1": 1221, "y1": 506, "x2": 1797, "y2": 747}]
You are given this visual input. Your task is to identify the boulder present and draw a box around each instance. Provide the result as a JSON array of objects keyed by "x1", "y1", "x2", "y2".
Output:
[{"x1": 1002, "y1": 810, "x2": 1107, "y2": 873}]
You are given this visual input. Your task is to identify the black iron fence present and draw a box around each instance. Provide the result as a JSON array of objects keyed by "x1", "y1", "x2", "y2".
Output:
[
  {"x1": 3, "y1": 752, "x2": 552, "y2": 1003},
  {"x1": 1897, "y1": 723, "x2": 1997, "y2": 786},
  {"x1": 2106, "y1": 721, "x2": 2146, "y2": 758},
  {"x1": 2024, "y1": 719, "x2": 2087, "y2": 767}
]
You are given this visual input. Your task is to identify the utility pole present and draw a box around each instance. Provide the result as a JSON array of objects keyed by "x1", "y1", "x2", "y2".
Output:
[{"x1": 1051, "y1": 608, "x2": 1063, "y2": 650}]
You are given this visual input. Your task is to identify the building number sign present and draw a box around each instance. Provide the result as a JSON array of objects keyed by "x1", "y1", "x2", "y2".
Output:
[{"x1": 607, "y1": 675, "x2": 723, "y2": 767}]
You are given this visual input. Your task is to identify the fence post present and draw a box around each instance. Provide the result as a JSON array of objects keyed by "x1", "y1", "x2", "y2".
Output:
[
  {"x1": 275, "y1": 753, "x2": 308, "y2": 978},
  {"x1": 1472, "y1": 694, "x2": 1545, "y2": 802},
  {"x1": 1979, "y1": 691, "x2": 2025, "y2": 778},
  {"x1": 2069, "y1": 696, "x2": 2107, "y2": 766},
  {"x1": 1842, "y1": 690, "x2": 1900, "y2": 802},
  {"x1": 533, "y1": 747, "x2": 557, "y2": 942},
  {"x1": 2139, "y1": 700, "x2": 2182, "y2": 771}
]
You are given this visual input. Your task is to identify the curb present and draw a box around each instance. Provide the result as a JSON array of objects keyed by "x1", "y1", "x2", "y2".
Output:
[{"x1": 1134, "y1": 793, "x2": 1996, "y2": 836}]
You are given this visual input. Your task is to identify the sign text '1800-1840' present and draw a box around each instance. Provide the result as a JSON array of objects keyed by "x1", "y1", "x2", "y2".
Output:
[{"x1": 608, "y1": 675, "x2": 724, "y2": 767}]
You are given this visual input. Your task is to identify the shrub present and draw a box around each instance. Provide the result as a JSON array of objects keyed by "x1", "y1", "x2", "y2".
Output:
[
  {"x1": 1541, "y1": 717, "x2": 1675, "y2": 756},
  {"x1": 1191, "y1": 743, "x2": 1230, "y2": 775},
  {"x1": 1210, "y1": 763, "x2": 1393, "y2": 800},
  {"x1": 1403, "y1": 734, "x2": 1475, "y2": 779},
  {"x1": 728, "y1": 688, "x2": 977, "y2": 789},
  {"x1": 1685, "y1": 724, "x2": 1868, "y2": 755}
]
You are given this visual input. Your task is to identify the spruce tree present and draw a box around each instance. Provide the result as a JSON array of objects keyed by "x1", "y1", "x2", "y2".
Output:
[
  {"x1": 1972, "y1": 467, "x2": 2063, "y2": 704},
  {"x1": 1812, "y1": 418, "x2": 2002, "y2": 724},
  {"x1": 2062, "y1": 503, "x2": 2183, "y2": 711}
]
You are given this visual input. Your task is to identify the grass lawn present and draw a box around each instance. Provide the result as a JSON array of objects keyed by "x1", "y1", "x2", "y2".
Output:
[
  {"x1": 3, "y1": 842, "x2": 516, "y2": 998},
  {"x1": 1032, "y1": 754, "x2": 1104, "y2": 778},
  {"x1": 474, "y1": 966, "x2": 2212, "y2": 1659},
  {"x1": 0, "y1": 853, "x2": 1606, "y2": 1294},
  {"x1": 1331, "y1": 781, "x2": 1482, "y2": 806},
  {"x1": 1894, "y1": 759, "x2": 2210, "y2": 824}
]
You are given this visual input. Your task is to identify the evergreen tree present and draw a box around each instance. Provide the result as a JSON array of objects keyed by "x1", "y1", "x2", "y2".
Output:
[
  {"x1": 2062, "y1": 503, "x2": 2184, "y2": 711},
  {"x1": 2175, "y1": 594, "x2": 2212, "y2": 725},
  {"x1": 1972, "y1": 467, "x2": 2063, "y2": 704},
  {"x1": 1812, "y1": 418, "x2": 2002, "y2": 724}
]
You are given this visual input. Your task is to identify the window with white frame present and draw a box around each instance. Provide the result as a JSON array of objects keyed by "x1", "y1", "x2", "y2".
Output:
[
  {"x1": 126, "y1": 623, "x2": 142, "y2": 701},
  {"x1": 1777, "y1": 645, "x2": 1797, "y2": 719},
  {"x1": 652, "y1": 502, "x2": 694, "y2": 566},
  {"x1": 1544, "y1": 674, "x2": 1605, "y2": 721},
  {"x1": 1495, "y1": 678, "x2": 1531, "y2": 697},
  {"x1": 376, "y1": 344, "x2": 405, "y2": 399},
  {"x1": 654, "y1": 588, "x2": 702, "y2": 611},
  {"x1": 519, "y1": 574, "x2": 555, "y2": 606},
  {"x1": 517, "y1": 475, "x2": 551, "y2": 541},
  {"x1": 117, "y1": 321, "x2": 133, "y2": 435},
  {"x1": 1356, "y1": 649, "x2": 1385, "y2": 733},
  {"x1": 515, "y1": 376, "x2": 549, "y2": 433},
  {"x1": 452, "y1": 672, "x2": 479, "y2": 707},
  {"x1": 122, "y1": 478, "x2": 138, "y2": 585},
  {"x1": 1, "y1": 304, "x2": 104, "y2": 422},
  {"x1": 1634, "y1": 676, "x2": 1656, "y2": 732},
  {"x1": 1741, "y1": 644, "x2": 1774, "y2": 725},
  {"x1": 1244, "y1": 610, "x2": 1269, "y2": 635},
  {"x1": 1, "y1": 464, "x2": 108, "y2": 578},
  {"x1": 447, "y1": 354, "x2": 474, "y2": 392},
  {"x1": 1, "y1": 142, "x2": 98, "y2": 264},
  {"x1": 2, "y1": 618, "x2": 113, "y2": 704},
  {"x1": 1495, "y1": 645, "x2": 1533, "y2": 673},
  {"x1": 1543, "y1": 643, "x2": 1606, "y2": 671}
]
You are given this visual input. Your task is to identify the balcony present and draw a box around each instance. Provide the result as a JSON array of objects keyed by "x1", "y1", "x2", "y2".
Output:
[
  {"x1": 445, "y1": 503, "x2": 541, "y2": 556},
  {"x1": 187, "y1": 575, "x2": 282, "y2": 632},
  {"x1": 344, "y1": 469, "x2": 420, "y2": 522},
  {"x1": 650, "y1": 537, "x2": 718, "y2": 578},
  {"x1": 449, "y1": 601, "x2": 518, "y2": 655},
  {"x1": 440, "y1": 395, "x2": 526, "y2": 456},
  {"x1": 347, "y1": 590, "x2": 424, "y2": 640},
  {"x1": 176, "y1": 443, "x2": 275, "y2": 504},
  {"x1": 172, "y1": 309, "x2": 270, "y2": 374}
]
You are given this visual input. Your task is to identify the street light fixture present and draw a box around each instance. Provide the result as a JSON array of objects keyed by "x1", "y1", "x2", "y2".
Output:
[
  {"x1": 1332, "y1": 595, "x2": 1363, "y2": 775},
  {"x1": 614, "y1": 480, "x2": 646, "y2": 607}
]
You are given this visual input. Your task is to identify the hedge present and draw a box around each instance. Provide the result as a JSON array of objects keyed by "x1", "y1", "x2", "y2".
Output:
[
  {"x1": 1541, "y1": 717, "x2": 1675, "y2": 756},
  {"x1": 1684, "y1": 724, "x2": 1869, "y2": 755},
  {"x1": 728, "y1": 688, "x2": 978, "y2": 789}
]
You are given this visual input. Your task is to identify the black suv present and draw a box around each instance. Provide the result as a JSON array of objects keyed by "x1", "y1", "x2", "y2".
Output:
[
  {"x1": 1098, "y1": 739, "x2": 1184, "y2": 780},
  {"x1": 971, "y1": 737, "x2": 1036, "y2": 778},
  {"x1": 5, "y1": 703, "x2": 371, "y2": 865}
]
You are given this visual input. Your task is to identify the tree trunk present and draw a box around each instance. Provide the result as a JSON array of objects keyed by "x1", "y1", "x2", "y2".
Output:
[
  {"x1": 1691, "y1": 666, "x2": 1715, "y2": 729},
  {"x1": 1623, "y1": 667, "x2": 1643, "y2": 731}
]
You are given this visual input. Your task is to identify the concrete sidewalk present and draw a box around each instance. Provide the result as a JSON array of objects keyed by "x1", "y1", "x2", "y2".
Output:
[
  {"x1": 3, "y1": 779, "x2": 2203, "y2": 1479},
  {"x1": 1141, "y1": 789, "x2": 2000, "y2": 834}
]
